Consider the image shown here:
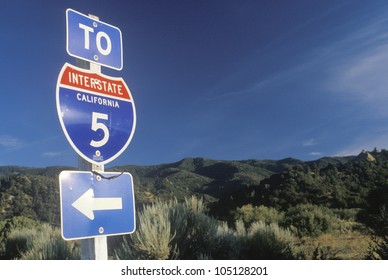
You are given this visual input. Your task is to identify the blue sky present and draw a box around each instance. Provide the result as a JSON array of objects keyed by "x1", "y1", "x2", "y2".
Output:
[{"x1": 2, "y1": 0, "x2": 388, "y2": 168}]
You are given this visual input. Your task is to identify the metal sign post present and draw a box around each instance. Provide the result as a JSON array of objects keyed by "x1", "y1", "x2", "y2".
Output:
[
  {"x1": 79, "y1": 136, "x2": 107, "y2": 259},
  {"x1": 77, "y1": 38, "x2": 107, "y2": 260}
]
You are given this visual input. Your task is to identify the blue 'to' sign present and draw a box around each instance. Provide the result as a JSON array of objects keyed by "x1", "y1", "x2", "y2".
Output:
[
  {"x1": 56, "y1": 63, "x2": 136, "y2": 165},
  {"x1": 66, "y1": 9, "x2": 123, "y2": 70}
]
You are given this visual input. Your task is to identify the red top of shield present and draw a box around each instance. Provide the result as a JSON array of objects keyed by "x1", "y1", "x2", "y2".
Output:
[{"x1": 60, "y1": 64, "x2": 130, "y2": 101}]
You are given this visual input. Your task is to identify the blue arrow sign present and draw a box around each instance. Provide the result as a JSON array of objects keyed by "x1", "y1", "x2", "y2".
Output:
[
  {"x1": 66, "y1": 9, "x2": 123, "y2": 70},
  {"x1": 59, "y1": 171, "x2": 136, "y2": 240}
]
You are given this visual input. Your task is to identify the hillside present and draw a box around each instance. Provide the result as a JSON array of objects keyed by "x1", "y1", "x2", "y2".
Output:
[
  {"x1": 2, "y1": 150, "x2": 388, "y2": 259},
  {"x1": 109, "y1": 157, "x2": 297, "y2": 205},
  {"x1": 0, "y1": 152, "x2": 364, "y2": 224}
]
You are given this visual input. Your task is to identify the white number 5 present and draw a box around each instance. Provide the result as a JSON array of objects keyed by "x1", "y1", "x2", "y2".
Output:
[{"x1": 90, "y1": 112, "x2": 109, "y2": 147}]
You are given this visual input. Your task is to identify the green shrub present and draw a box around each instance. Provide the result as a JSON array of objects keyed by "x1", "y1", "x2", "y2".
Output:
[
  {"x1": 366, "y1": 235, "x2": 388, "y2": 260},
  {"x1": 115, "y1": 199, "x2": 174, "y2": 260},
  {"x1": 4, "y1": 223, "x2": 79, "y2": 260},
  {"x1": 0, "y1": 216, "x2": 42, "y2": 259},
  {"x1": 283, "y1": 204, "x2": 340, "y2": 237},
  {"x1": 234, "y1": 204, "x2": 285, "y2": 225},
  {"x1": 115, "y1": 196, "x2": 297, "y2": 260},
  {"x1": 213, "y1": 221, "x2": 240, "y2": 259},
  {"x1": 170, "y1": 197, "x2": 218, "y2": 259},
  {"x1": 238, "y1": 221, "x2": 295, "y2": 259},
  {"x1": 114, "y1": 196, "x2": 240, "y2": 260}
]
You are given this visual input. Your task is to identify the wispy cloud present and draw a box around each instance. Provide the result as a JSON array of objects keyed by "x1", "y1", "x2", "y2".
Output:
[
  {"x1": 333, "y1": 45, "x2": 388, "y2": 104},
  {"x1": 0, "y1": 135, "x2": 24, "y2": 150},
  {"x1": 204, "y1": 3, "x2": 381, "y2": 104},
  {"x1": 205, "y1": 59, "x2": 314, "y2": 102},
  {"x1": 334, "y1": 130, "x2": 388, "y2": 157},
  {"x1": 42, "y1": 151, "x2": 62, "y2": 157},
  {"x1": 303, "y1": 138, "x2": 317, "y2": 147},
  {"x1": 326, "y1": 14, "x2": 388, "y2": 116},
  {"x1": 309, "y1": 151, "x2": 323, "y2": 157},
  {"x1": 0, "y1": 134, "x2": 63, "y2": 157}
]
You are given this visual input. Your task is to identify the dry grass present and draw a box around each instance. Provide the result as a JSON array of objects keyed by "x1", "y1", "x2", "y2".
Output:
[{"x1": 292, "y1": 231, "x2": 372, "y2": 259}]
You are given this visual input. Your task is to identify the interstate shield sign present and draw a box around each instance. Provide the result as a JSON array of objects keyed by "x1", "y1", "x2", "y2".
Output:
[{"x1": 56, "y1": 63, "x2": 136, "y2": 165}]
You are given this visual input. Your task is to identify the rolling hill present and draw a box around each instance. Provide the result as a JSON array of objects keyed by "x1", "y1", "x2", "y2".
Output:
[
  {"x1": 2, "y1": 150, "x2": 388, "y2": 259},
  {"x1": 0, "y1": 152, "x2": 361, "y2": 225}
]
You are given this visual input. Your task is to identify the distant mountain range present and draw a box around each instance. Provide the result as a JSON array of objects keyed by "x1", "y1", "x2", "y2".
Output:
[{"x1": 0, "y1": 150, "x2": 383, "y2": 226}]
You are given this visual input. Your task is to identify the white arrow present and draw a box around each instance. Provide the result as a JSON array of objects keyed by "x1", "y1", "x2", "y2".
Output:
[{"x1": 71, "y1": 188, "x2": 123, "y2": 220}]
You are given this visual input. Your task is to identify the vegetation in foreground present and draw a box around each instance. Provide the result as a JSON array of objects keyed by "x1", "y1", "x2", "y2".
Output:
[{"x1": 0, "y1": 150, "x2": 388, "y2": 259}]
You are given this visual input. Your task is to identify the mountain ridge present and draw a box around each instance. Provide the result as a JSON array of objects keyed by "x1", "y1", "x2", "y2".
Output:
[{"x1": 0, "y1": 151, "x2": 377, "y2": 225}]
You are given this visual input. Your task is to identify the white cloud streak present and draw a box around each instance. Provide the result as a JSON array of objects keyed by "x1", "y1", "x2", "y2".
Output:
[
  {"x1": 42, "y1": 151, "x2": 62, "y2": 157},
  {"x1": 326, "y1": 14, "x2": 388, "y2": 116},
  {"x1": 0, "y1": 135, "x2": 24, "y2": 149},
  {"x1": 303, "y1": 139, "x2": 317, "y2": 147},
  {"x1": 334, "y1": 131, "x2": 388, "y2": 157}
]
